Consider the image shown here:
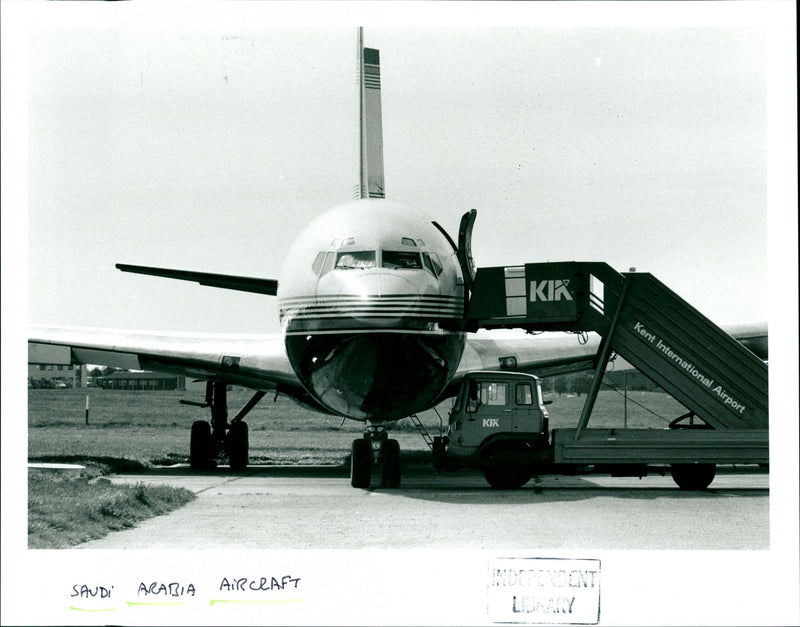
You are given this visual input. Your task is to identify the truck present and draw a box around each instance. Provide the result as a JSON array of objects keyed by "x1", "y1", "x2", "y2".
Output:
[
  {"x1": 433, "y1": 371, "x2": 552, "y2": 489},
  {"x1": 432, "y1": 370, "x2": 766, "y2": 490}
]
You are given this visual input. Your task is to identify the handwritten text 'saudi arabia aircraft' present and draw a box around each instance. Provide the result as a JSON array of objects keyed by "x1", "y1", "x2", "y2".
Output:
[{"x1": 29, "y1": 32, "x2": 768, "y2": 488}]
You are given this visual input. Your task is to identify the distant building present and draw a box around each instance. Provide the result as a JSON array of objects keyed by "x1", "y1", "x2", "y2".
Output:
[
  {"x1": 28, "y1": 364, "x2": 88, "y2": 388},
  {"x1": 98, "y1": 371, "x2": 187, "y2": 391},
  {"x1": 28, "y1": 342, "x2": 88, "y2": 388}
]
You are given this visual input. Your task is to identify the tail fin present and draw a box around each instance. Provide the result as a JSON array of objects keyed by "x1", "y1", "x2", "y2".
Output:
[{"x1": 358, "y1": 28, "x2": 385, "y2": 199}]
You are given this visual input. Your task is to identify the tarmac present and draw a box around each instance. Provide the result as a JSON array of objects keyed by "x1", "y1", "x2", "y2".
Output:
[{"x1": 77, "y1": 461, "x2": 769, "y2": 550}]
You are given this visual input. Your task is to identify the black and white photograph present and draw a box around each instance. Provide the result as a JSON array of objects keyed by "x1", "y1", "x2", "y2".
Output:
[{"x1": 2, "y1": 1, "x2": 797, "y2": 625}]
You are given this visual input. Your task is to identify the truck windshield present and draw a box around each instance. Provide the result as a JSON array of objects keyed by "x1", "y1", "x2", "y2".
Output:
[
  {"x1": 452, "y1": 387, "x2": 464, "y2": 414},
  {"x1": 481, "y1": 383, "x2": 508, "y2": 406}
]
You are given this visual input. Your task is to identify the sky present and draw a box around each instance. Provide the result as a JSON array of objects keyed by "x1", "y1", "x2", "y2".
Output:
[{"x1": 11, "y1": 4, "x2": 789, "y2": 336}]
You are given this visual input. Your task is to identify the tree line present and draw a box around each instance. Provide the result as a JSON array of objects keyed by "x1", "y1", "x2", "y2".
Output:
[{"x1": 545, "y1": 370, "x2": 663, "y2": 396}]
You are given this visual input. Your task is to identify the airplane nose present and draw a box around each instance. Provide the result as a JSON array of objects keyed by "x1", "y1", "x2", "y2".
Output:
[
  {"x1": 346, "y1": 271, "x2": 417, "y2": 297},
  {"x1": 341, "y1": 271, "x2": 421, "y2": 325},
  {"x1": 284, "y1": 268, "x2": 466, "y2": 420}
]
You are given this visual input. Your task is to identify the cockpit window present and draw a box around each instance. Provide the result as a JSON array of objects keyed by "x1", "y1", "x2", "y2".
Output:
[
  {"x1": 422, "y1": 252, "x2": 442, "y2": 277},
  {"x1": 312, "y1": 252, "x2": 326, "y2": 275},
  {"x1": 401, "y1": 237, "x2": 417, "y2": 247},
  {"x1": 312, "y1": 251, "x2": 336, "y2": 276},
  {"x1": 382, "y1": 251, "x2": 422, "y2": 269},
  {"x1": 335, "y1": 251, "x2": 376, "y2": 270}
]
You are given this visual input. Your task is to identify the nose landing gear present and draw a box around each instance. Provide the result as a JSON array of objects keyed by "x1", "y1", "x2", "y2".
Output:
[{"x1": 350, "y1": 423, "x2": 401, "y2": 488}]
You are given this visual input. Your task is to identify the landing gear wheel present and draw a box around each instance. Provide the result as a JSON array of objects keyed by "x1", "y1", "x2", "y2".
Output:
[
  {"x1": 381, "y1": 439, "x2": 401, "y2": 488},
  {"x1": 483, "y1": 463, "x2": 532, "y2": 489},
  {"x1": 227, "y1": 421, "x2": 249, "y2": 471},
  {"x1": 190, "y1": 420, "x2": 216, "y2": 470},
  {"x1": 670, "y1": 463, "x2": 716, "y2": 490},
  {"x1": 351, "y1": 438, "x2": 372, "y2": 488}
]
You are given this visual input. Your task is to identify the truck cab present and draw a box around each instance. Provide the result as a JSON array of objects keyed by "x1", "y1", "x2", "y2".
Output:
[{"x1": 435, "y1": 371, "x2": 551, "y2": 488}]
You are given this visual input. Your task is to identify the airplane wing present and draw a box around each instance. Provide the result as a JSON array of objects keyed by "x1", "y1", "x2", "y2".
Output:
[
  {"x1": 431, "y1": 331, "x2": 602, "y2": 402},
  {"x1": 459, "y1": 322, "x2": 767, "y2": 374},
  {"x1": 115, "y1": 264, "x2": 278, "y2": 295},
  {"x1": 440, "y1": 321, "x2": 768, "y2": 401},
  {"x1": 28, "y1": 325, "x2": 326, "y2": 412},
  {"x1": 29, "y1": 321, "x2": 766, "y2": 412},
  {"x1": 717, "y1": 322, "x2": 768, "y2": 360},
  {"x1": 460, "y1": 331, "x2": 601, "y2": 377},
  {"x1": 28, "y1": 325, "x2": 604, "y2": 419}
]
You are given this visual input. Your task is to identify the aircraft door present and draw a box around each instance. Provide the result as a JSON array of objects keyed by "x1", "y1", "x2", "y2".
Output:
[{"x1": 457, "y1": 209, "x2": 477, "y2": 293}]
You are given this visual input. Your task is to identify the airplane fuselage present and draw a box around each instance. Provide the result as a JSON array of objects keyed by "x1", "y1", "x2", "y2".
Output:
[{"x1": 278, "y1": 199, "x2": 466, "y2": 421}]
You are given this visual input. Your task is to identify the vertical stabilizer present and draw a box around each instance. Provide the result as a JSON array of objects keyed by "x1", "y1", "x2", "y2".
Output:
[{"x1": 358, "y1": 29, "x2": 385, "y2": 199}]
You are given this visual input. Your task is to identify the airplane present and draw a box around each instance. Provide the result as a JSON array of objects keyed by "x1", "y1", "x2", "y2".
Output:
[{"x1": 29, "y1": 30, "x2": 768, "y2": 489}]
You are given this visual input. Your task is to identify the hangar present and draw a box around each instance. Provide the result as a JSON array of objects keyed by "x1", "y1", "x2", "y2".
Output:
[{"x1": 98, "y1": 371, "x2": 187, "y2": 391}]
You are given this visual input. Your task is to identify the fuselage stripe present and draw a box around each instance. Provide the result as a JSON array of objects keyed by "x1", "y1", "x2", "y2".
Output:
[
  {"x1": 279, "y1": 295, "x2": 463, "y2": 304},
  {"x1": 279, "y1": 294, "x2": 464, "y2": 322},
  {"x1": 279, "y1": 300, "x2": 462, "y2": 306},
  {"x1": 281, "y1": 307, "x2": 461, "y2": 316},
  {"x1": 284, "y1": 314, "x2": 461, "y2": 322},
  {"x1": 280, "y1": 303, "x2": 462, "y2": 312},
  {"x1": 284, "y1": 327, "x2": 464, "y2": 336}
]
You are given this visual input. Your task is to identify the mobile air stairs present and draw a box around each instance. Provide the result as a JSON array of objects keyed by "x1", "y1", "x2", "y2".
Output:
[{"x1": 465, "y1": 262, "x2": 768, "y2": 483}]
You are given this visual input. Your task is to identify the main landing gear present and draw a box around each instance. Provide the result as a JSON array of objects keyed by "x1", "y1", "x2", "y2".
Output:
[
  {"x1": 350, "y1": 424, "x2": 401, "y2": 489},
  {"x1": 184, "y1": 381, "x2": 265, "y2": 471}
]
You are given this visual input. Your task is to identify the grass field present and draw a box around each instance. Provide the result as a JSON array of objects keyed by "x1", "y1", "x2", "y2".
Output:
[
  {"x1": 28, "y1": 386, "x2": 688, "y2": 467},
  {"x1": 28, "y1": 466, "x2": 195, "y2": 549}
]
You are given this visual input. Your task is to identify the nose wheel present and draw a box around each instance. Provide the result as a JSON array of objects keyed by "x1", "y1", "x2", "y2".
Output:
[
  {"x1": 350, "y1": 438, "x2": 372, "y2": 488},
  {"x1": 350, "y1": 425, "x2": 401, "y2": 488}
]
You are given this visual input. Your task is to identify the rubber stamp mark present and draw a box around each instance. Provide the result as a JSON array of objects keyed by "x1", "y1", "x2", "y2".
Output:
[{"x1": 487, "y1": 557, "x2": 601, "y2": 624}]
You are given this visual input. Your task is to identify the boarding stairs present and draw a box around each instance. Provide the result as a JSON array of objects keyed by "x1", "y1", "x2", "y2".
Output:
[
  {"x1": 409, "y1": 414, "x2": 435, "y2": 450},
  {"x1": 466, "y1": 262, "x2": 768, "y2": 464}
]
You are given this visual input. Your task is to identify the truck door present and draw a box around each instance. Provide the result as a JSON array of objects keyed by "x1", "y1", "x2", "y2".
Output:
[
  {"x1": 468, "y1": 380, "x2": 512, "y2": 436},
  {"x1": 513, "y1": 381, "x2": 544, "y2": 434}
]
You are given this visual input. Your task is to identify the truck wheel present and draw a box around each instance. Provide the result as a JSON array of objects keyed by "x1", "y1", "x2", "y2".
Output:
[
  {"x1": 381, "y1": 439, "x2": 401, "y2": 488},
  {"x1": 484, "y1": 463, "x2": 531, "y2": 490},
  {"x1": 670, "y1": 463, "x2": 716, "y2": 490},
  {"x1": 227, "y1": 421, "x2": 248, "y2": 471},
  {"x1": 351, "y1": 438, "x2": 371, "y2": 488}
]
